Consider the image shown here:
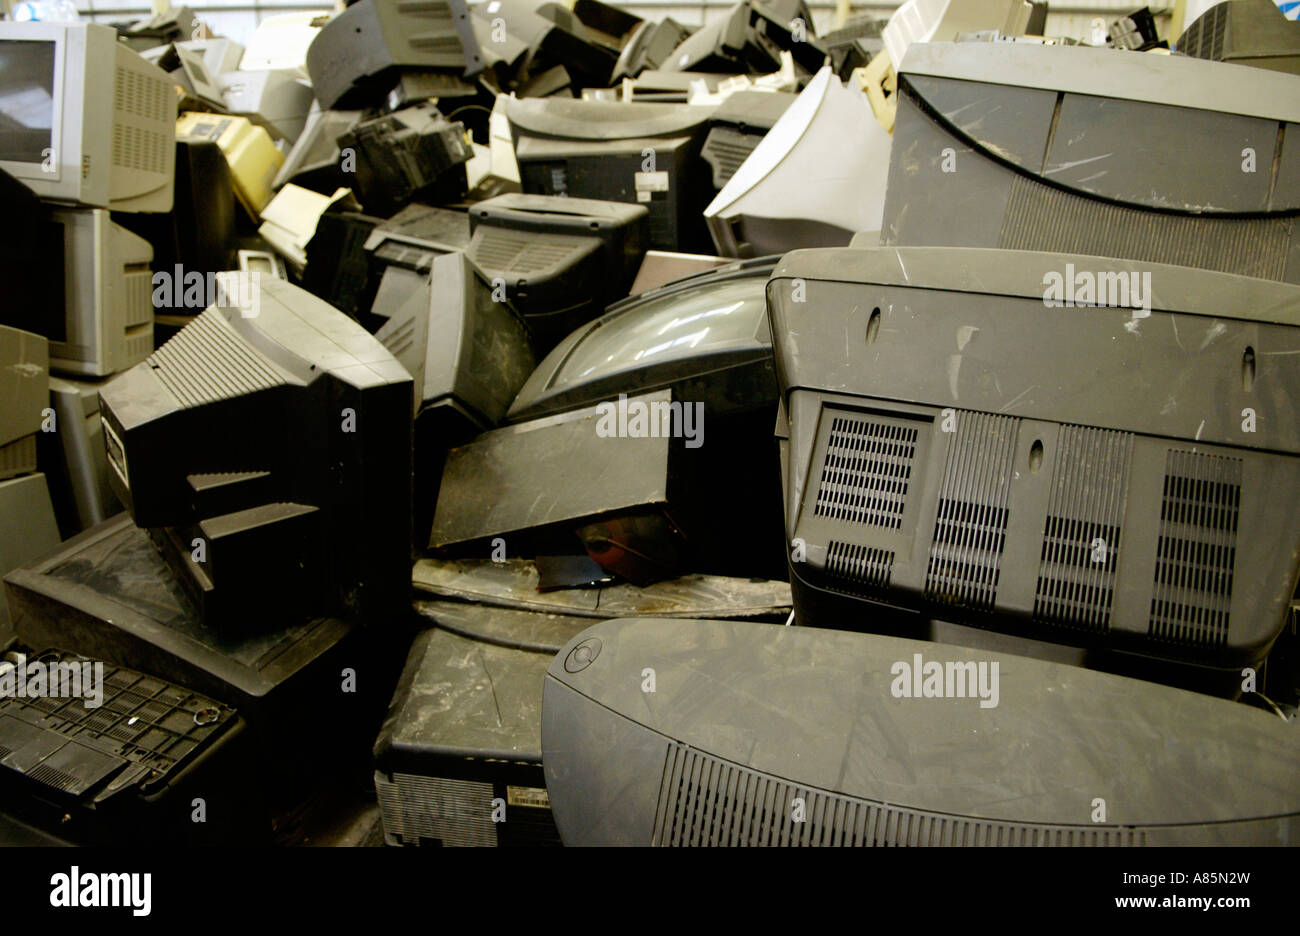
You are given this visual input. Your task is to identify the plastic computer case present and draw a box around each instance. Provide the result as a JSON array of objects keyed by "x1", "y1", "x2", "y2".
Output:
[
  {"x1": 768, "y1": 245, "x2": 1300, "y2": 691},
  {"x1": 374, "y1": 611, "x2": 576, "y2": 846},
  {"x1": 542, "y1": 618, "x2": 1300, "y2": 845},
  {"x1": 465, "y1": 193, "x2": 647, "y2": 351}
]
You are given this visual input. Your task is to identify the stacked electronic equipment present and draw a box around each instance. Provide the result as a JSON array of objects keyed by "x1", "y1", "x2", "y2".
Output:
[{"x1": 1, "y1": 0, "x2": 1298, "y2": 849}]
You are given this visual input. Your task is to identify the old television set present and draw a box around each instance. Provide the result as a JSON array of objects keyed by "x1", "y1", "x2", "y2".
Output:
[
  {"x1": 306, "y1": 0, "x2": 482, "y2": 110},
  {"x1": 98, "y1": 277, "x2": 413, "y2": 632},
  {"x1": 0, "y1": 22, "x2": 175, "y2": 212},
  {"x1": 769, "y1": 245, "x2": 1300, "y2": 690},
  {"x1": 505, "y1": 96, "x2": 716, "y2": 252},
  {"x1": 465, "y1": 193, "x2": 647, "y2": 351},
  {"x1": 542, "y1": 618, "x2": 1300, "y2": 845},
  {"x1": 508, "y1": 255, "x2": 777, "y2": 423},
  {"x1": 880, "y1": 41, "x2": 1300, "y2": 283}
]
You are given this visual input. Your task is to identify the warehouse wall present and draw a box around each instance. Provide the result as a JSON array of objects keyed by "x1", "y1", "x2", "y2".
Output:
[{"x1": 65, "y1": 0, "x2": 1174, "y2": 47}]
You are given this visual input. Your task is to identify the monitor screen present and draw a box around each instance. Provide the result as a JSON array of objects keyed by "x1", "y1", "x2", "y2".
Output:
[
  {"x1": 508, "y1": 256, "x2": 776, "y2": 422},
  {"x1": 0, "y1": 39, "x2": 55, "y2": 164}
]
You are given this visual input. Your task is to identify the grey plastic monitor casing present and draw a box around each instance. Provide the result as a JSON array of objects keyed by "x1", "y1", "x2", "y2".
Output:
[
  {"x1": 769, "y1": 245, "x2": 1300, "y2": 671},
  {"x1": 543, "y1": 618, "x2": 1300, "y2": 845}
]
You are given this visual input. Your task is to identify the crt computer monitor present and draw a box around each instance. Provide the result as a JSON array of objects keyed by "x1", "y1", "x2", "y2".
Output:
[
  {"x1": 507, "y1": 255, "x2": 778, "y2": 423},
  {"x1": 465, "y1": 192, "x2": 647, "y2": 352},
  {"x1": 0, "y1": 22, "x2": 175, "y2": 212},
  {"x1": 542, "y1": 618, "x2": 1300, "y2": 845},
  {"x1": 880, "y1": 41, "x2": 1300, "y2": 283},
  {"x1": 506, "y1": 96, "x2": 716, "y2": 252},
  {"x1": 305, "y1": 0, "x2": 482, "y2": 110},
  {"x1": 47, "y1": 207, "x2": 154, "y2": 378},
  {"x1": 769, "y1": 245, "x2": 1300, "y2": 689},
  {"x1": 375, "y1": 250, "x2": 535, "y2": 546},
  {"x1": 98, "y1": 276, "x2": 413, "y2": 633}
]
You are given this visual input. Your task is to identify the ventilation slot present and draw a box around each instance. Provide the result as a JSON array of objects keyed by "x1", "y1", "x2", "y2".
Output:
[
  {"x1": 999, "y1": 174, "x2": 1291, "y2": 282},
  {"x1": 652, "y1": 745, "x2": 1145, "y2": 846},
  {"x1": 826, "y1": 540, "x2": 893, "y2": 590},
  {"x1": 147, "y1": 308, "x2": 286, "y2": 408},
  {"x1": 1179, "y1": 5, "x2": 1226, "y2": 60},
  {"x1": 471, "y1": 231, "x2": 579, "y2": 275},
  {"x1": 813, "y1": 414, "x2": 919, "y2": 529},
  {"x1": 27, "y1": 763, "x2": 79, "y2": 792},
  {"x1": 376, "y1": 773, "x2": 497, "y2": 846},
  {"x1": 1149, "y1": 451, "x2": 1241, "y2": 647},
  {"x1": 925, "y1": 411, "x2": 1017, "y2": 610},
  {"x1": 1034, "y1": 426, "x2": 1133, "y2": 632}
]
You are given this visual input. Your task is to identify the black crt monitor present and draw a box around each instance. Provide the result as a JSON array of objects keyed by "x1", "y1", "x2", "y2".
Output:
[
  {"x1": 98, "y1": 277, "x2": 413, "y2": 632},
  {"x1": 465, "y1": 192, "x2": 647, "y2": 351},
  {"x1": 660, "y1": 4, "x2": 749, "y2": 73},
  {"x1": 542, "y1": 618, "x2": 1300, "y2": 845},
  {"x1": 507, "y1": 255, "x2": 777, "y2": 423},
  {"x1": 768, "y1": 246, "x2": 1300, "y2": 691},
  {"x1": 306, "y1": 0, "x2": 483, "y2": 109},
  {"x1": 337, "y1": 103, "x2": 473, "y2": 216},
  {"x1": 700, "y1": 90, "x2": 795, "y2": 190},
  {"x1": 374, "y1": 250, "x2": 534, "y2": 545},
  {"x1": 116, "y1": 139, "x2": 238, "y2": 314},
  {"x1": 432, "y1": 387, "x2": 785, "y2": 580},
  {"x1": 301, "y1": 210, "x2": 385, "y2": 324},
  {"x1": 506, "y1": 97, "x2": 716, "y2": 252},
  {"x1": 1177, "y1": 0, "x2": 1300, "y2": 75},
  {"x1": 611, "y1": 16, "x2": 692, "y2": 81},
  {"x1": 880, "y1": 42, "x2": 1300, "y2": 283},
  {"x1": 659, "y1": 0, "x2": 822, "y2": 76},
  {"x1": 362, "y1": 203, "x2": 470, "y2": 324}
]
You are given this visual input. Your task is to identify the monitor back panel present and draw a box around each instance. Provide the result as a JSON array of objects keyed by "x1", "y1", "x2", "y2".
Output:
[
  {"x1": 880, "y1": 43, "x2": 1300, "y2": 283},
  {"x1": 768, "y1": 247, "x2": 1300, "y2": 672}
]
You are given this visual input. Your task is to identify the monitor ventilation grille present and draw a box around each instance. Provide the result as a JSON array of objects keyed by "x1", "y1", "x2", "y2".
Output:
[
  {"x1": 114, "y1": 67, "x2": 171, "y2": 122},
  {"x1": 375, "y1": 773, "x2": 496, "y2": 846},
  {"x1": 925, "y1": 411, "x2": 1016, "y2": 611},
  {"x1": 1034, "y1": 426, "x2": 1133, "y2": 632},
  {"x1": 1148, "y1": 450, "x2": 1241, "y2": 647},
  {"x1": 813, "y1": 413, "x2": 919, "y2": 530},
  {"x1": 111, "y1": 125, "x2": 169, "y2": 176},
  {"x1": 998, "y1": 174, "x2": 1291, "y2": 282},
  {"x1": 471, "y1": 231, "x2": 580, "y2": 275},
  {"x1": 148, "y1": 309, "x2": 286, "y2": 408},
  {"x1": 826, "y1": 540, "x2": 893, "y2": 590},
  {"x1": 652, "y1": 745, "x2": 1145, "y2": 846},
  {"x1": 702, "y1": 128, "x2": 759, "y2": 187},
  {"x1": 1178, "y1": 4, "x2": 1227, "y2": 60},
  {"x1": 377, "y1": 315, "x2": 418, "y2": 358}
]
